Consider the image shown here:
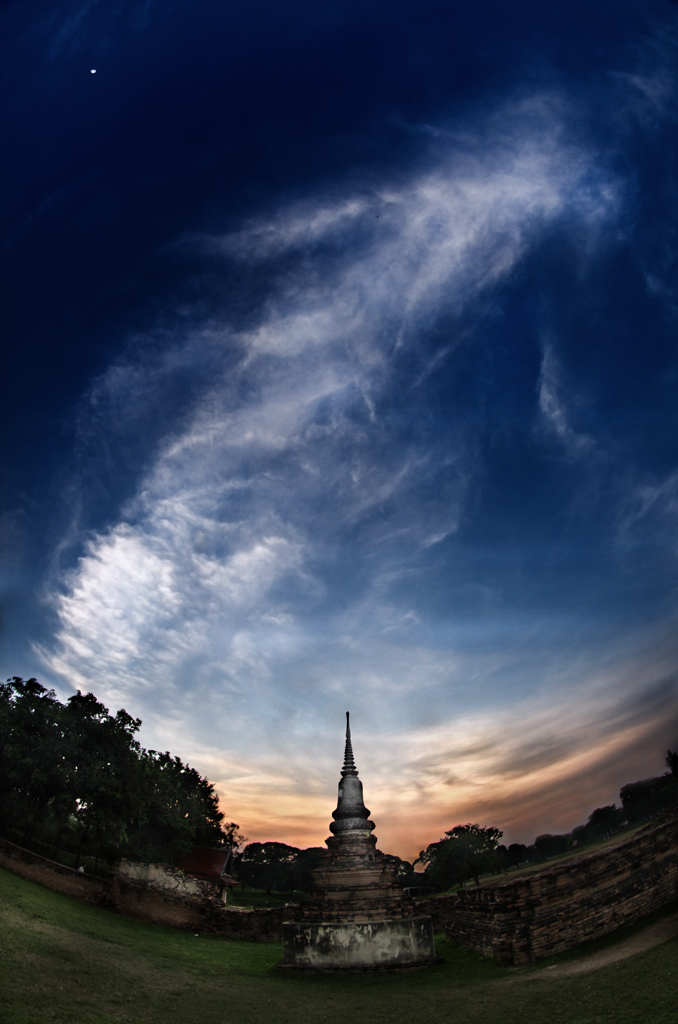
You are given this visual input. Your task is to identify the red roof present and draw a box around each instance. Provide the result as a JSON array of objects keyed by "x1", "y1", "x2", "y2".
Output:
[{"x1": 176, "y1": 847, "x2": 235, "y2": 883}]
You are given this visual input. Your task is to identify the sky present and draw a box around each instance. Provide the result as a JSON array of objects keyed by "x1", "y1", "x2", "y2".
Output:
[{"x1": 2, "y1": 0, "x2": 678, "y2": 862}]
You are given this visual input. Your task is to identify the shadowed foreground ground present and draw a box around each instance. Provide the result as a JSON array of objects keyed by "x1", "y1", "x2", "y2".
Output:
[{"x1": 1, "y1": 866, "x2": 676, "y2": 1024}]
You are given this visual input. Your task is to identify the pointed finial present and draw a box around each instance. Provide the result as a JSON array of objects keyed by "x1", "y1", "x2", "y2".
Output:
[
  {"x1": 342, "y1": 711, "x2": 357, "y2": 776},
  {"x1": 330, "y1": 710, "x2": 374, "y2": 834}
]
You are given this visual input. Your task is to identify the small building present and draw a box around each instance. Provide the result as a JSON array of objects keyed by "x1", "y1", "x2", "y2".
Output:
[
  {"x1": 176, "y1": 847, "x2": 237, "y2": 902},
  {"x1": 280, "y1": 713, "x2": 438, "y2": 970}
]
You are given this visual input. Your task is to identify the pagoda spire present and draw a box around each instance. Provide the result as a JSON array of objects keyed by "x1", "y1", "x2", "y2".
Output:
[
  {"x1": 330, "y1": 711, "x2": 375, "y2": 836},
  {"x1": 342, "y1": 711, "x2": 358, "y2": 777}
]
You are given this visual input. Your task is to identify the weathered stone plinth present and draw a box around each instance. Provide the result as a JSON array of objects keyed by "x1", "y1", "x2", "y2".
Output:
[
  {"x1": 279, "y1": 713, "x2": 438, "y2": 971},
  {"x1": 281, "y1": 915, "x2": 437, "y2": 970}
]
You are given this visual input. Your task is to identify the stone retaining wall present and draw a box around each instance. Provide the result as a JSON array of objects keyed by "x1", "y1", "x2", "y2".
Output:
[
  {"x1": 0, "y1": 837, "x2": 288, "y2": 940},
  {"x1": 415, "y1": 806, "x2": 678, "y2": 965}
]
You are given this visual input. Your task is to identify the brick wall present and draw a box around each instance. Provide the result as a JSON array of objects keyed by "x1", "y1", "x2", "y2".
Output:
[
  {"x1": 415, "y1": 806, "x2": 678, "y2": 965},
  {"x1": 0, "y1": 837, "x2": 288, "y2": 940},
  {"x1": 4, "y1": 806, "x2": 677, "y2": 960}
]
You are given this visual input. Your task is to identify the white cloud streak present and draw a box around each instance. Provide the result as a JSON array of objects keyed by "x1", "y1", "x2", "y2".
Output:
[
  {"x1": 537, "y1": 340, "x2": 594, "y2": 455},
  {"x1": 39, "y1": 97, "x2": 637, "y2": 854}
]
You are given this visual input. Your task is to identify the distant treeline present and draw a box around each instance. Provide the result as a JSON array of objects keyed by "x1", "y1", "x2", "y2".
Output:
[
  {"x1": 234, "y1": 842, "x2": 325, "y2": 894},
  {"x1": 415, "y1": 750, "x2": 678, "y2": 893},
  {"x1": 0, "y1": 678, "x2": 242, "y2": 869}
]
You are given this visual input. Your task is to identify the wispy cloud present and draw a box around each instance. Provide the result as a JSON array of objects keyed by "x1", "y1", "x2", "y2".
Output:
[
  {"x1": 38, "y1": 96, "x2": 634, "y2": 854},
  {"x1": 132, "y1": 626, "x2": 678, "y2": 858},
  {"x1": 537, "y1": 340, "x2": 594, "y2": 455},
  {"x1": 356, "y1": 639, "x2": 678, "y2": 856},
  {"x1": 617, "y1": 469, "x2": 678, "y2": 556}
]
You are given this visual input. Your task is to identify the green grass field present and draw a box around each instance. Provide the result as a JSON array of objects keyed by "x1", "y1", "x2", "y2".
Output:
[{"x1": 1, "y1": 866, "x2": 676, "y2": 1024}]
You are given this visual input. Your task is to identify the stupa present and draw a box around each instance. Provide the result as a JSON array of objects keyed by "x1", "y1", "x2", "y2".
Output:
[{"x1": 280, "y1": 713, "x2": 438, "y2": 970}]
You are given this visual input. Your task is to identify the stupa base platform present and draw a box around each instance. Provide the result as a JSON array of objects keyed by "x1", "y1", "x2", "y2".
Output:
[{"x1": 278, "y1": 915, "x2": 438, "y2": 971}]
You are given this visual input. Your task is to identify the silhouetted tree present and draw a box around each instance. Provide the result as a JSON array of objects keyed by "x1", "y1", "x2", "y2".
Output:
[
  {"x1": 60, "y1": 691, "x2": 144, "y2": 867},
  {"x1": 292, "y1": 847, "x2": 325, "y2": 891},
  {"x1": 381, "y1": 853, "x2": 417, "y2": 886},
  {"x1": 0, "y1": 678, "x2": 241, "y2": 869},
  {"x1": 417, "y1": 823, "x2": 503, "y2": 890},
  {"x1": 584, "y1": 805, "x2": 624, "y2": 842},
  {"x1": 236, "y1": 842, "x2": 300, "y2": 894},
  {"x1": 620, "y1": 775, "x2": 676, "y2": 823},
  {"x1": 533, "y1": 833, "x2": 572, "y2": 860},
  {"x1": 0, "y1": 678, "x2": 66, "y2": 842},
  {"x1": 494, "y1": 844, "x2": 509, "y2": 873},
  {"x1": 506, "y1": 842, "x2": 528, "y2": 867}
]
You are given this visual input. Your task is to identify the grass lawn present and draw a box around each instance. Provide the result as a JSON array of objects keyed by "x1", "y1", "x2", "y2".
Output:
[
  {"x1": 226, "y1": 889, "x2": 303, "y2": 907},
  {"x1": 1, "y1": 866, "x2": 676, "y2": 1024}
]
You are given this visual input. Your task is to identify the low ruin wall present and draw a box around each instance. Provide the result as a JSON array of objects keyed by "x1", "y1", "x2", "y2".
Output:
[
  {"x1": 3, "y1": 806, "x2": 677, "y2": 961},
  {"x1": 416, "y1": 806, "x2": 678, "y2": 965},
  {"x1": 0, "y1": 838, "x2": 288, "y2": 940}
]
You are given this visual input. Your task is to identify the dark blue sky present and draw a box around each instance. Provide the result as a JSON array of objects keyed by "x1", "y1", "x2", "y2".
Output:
[{"x1": 2, "y1": 0, "x2": 678, "y2": 854}]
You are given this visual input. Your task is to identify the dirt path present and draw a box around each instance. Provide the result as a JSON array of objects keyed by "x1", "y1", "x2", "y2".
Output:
[{"x1": 524, "y1": 912, "x2": 678, "y2": 979}]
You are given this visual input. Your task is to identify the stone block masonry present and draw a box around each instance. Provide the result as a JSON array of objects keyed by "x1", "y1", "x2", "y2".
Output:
[{"x1": 415, "y1": 806, "x2": 678, "y2": 965}]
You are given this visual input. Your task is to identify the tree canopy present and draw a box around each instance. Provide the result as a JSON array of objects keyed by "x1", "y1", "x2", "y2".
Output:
[
  {"x1": 235, "y1": 842, "x2": 325, "y2": 894},
  {"x1": 0, "y1": 677, "x2": 242, "y2": 868},
  {"x1": 417, "y1": 823, "x2": 503, "y2": 890}
]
